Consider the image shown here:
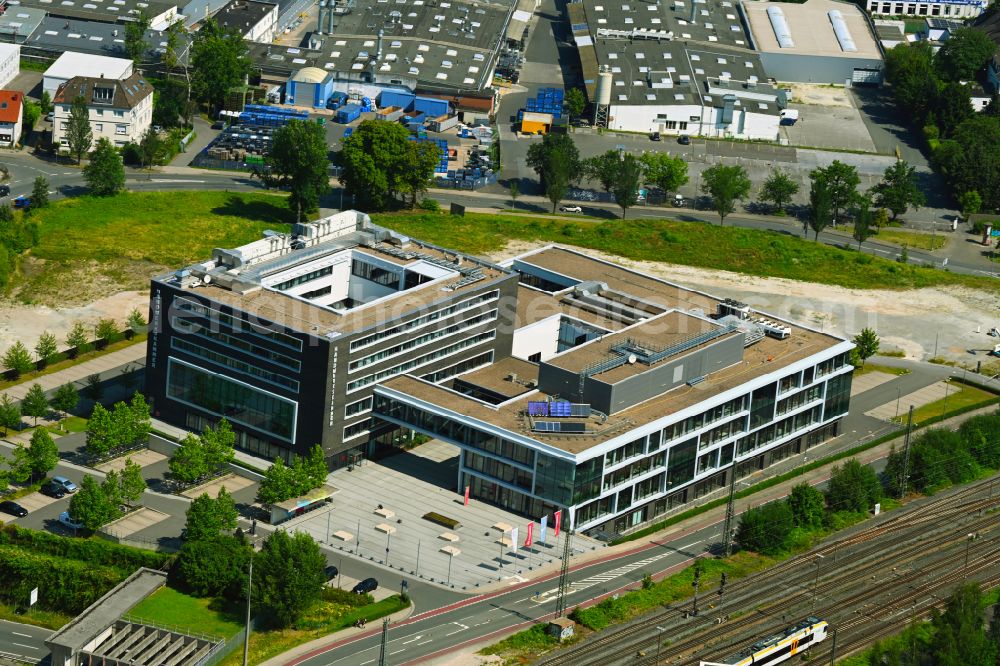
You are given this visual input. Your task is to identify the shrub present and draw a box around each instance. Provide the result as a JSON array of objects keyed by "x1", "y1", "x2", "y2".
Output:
[{"x1": 419, "y1": 198, "x2": 441, "y2": 212}]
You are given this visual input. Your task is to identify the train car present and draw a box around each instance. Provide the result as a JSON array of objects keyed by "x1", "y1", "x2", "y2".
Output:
[{"x1": 700, "y1": 617, "x2": 829, "y2": 666}]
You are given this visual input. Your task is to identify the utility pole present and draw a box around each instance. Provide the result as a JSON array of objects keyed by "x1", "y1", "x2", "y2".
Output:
[
  {"x1": 828, "y1": 625, "x2": 837, "y2": 665},
  {"x1": 899, "y1": 406, "x2": 914, "y2": 498},
  {"x1": 377, "y1": 618, "x2": 389, "y2": 666},
  {"x1": 691, "y1": 560, "x2": 701, "y2": 617},
  {"x1": 722, "y1": 464, "x2": 738, "y2": 557},
  {"x1": 555, "y1": 530, "x2": 573, "y2": 618},
  {"x1": 242, "y1": 557, "x2": 253, "y2": 666},
  {"x1": 717, "y1": 571, "x2": 727, "y2": 603},
  {"x1": 812, "y1": 554, "x2": 824, "y2": 612}
]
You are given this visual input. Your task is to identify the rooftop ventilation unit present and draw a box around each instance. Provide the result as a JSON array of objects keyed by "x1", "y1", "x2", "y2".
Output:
[
  {"x1": 718, "y1": 297, "x2": 750, "y2": 319},
  {"x1": 766, "y1": 6, "x2": 793, "y2": 48},
  {"x1": 828, "y1": 10, "x2": 857, "y2": 52},
  {"x1": 750, "y1": 316, "x2": 792, "y2": 340}
]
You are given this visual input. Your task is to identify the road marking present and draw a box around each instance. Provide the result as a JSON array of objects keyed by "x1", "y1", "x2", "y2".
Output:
[
  {"x1": 416, "y1": 640, "x2": 432, "y2": 646},
  {"x1": 389, "y1": 649, "x2": 404, "y2": 655},
  {"x1": 444, "y1": 629, "x2": 466, "y2": 637},
  {"x1": 680, "y1": 540, "x2": 702, "y2": 549},
  {"x1": 11, "y1": 632, "x2": 33, "y2": 638},
  {"x1": 148, "y1": 179, "x2": 207, "y2": 183},
  {"x1": 401, "y1": 635, "x2": 423, "y2": 645},
  {"x1": 11, "y1": 643, "x2": 37, "y2": 650},
  {"x1": 360, "y1": 659, "x2": 375, "y2": 665}
]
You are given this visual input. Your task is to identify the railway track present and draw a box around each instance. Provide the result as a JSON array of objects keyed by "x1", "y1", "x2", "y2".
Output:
[{"x1": 537, "y1": 475, "x2": 1000, "y2": 666}]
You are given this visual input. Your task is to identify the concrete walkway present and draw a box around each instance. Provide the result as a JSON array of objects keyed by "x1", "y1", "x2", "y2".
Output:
[{"x1": 2, "y1": 343, "x2": 147, "y2": 401}]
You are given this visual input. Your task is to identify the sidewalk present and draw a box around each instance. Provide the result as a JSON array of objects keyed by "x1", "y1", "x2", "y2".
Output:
[{"x1": 2, "y1": 343, "x2": 147, "y2": 401}]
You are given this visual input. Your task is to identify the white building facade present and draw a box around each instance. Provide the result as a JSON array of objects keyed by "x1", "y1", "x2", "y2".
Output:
[
  {"x1": 0, "y1": 90, "x2": 23, "y2": 147},
  {"x1": 52, "y1": 72, "x2": 153, "y2": 150},
  {"x1": 866, "y1": 0, "x2": 987, "y2": 18},
  {"x1": 0, "y1": 43, "x2": 19, "y2": 90}
]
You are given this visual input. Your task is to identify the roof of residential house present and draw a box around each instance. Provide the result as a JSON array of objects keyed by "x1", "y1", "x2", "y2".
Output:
[
  {"x1": 0, "y1": 90, "x2": 24, "y2": 123},
  {"x1": 53, "y1": 70, "x2": 154, "y2": 108}
]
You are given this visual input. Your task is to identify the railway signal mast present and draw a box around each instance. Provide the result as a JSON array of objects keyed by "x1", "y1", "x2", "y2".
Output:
[{"x1": 555, "y1": 529, "x2": 573, "y2": 618}]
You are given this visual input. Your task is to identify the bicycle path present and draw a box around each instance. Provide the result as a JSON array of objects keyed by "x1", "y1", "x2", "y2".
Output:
[{"x1": 2, "y1": 343, "x2": 146, "y2": 401}]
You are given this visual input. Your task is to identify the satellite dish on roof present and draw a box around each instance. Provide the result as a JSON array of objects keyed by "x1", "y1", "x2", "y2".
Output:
[
  {"x1": 203, "y1": 274, "x2": 212, "y2": 284},
  {"x1": 627, "y1": 354, "x2": 637, "y2": 364}
]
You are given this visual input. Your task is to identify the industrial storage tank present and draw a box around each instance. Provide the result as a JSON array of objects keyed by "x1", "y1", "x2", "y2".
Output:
[{"x1": 595, "y1": 67, "x2": 613, "y2": 107}]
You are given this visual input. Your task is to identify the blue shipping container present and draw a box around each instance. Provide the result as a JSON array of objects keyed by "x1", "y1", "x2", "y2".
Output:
[
  {"x1": 413, "y1": 96, "x2": 449, "y2": 118},
  {"x1": 336, "y1": 103, "x2": 362, "y2": 124},
  {"x1": 380, "y1": 90, "x2": 416, "y2": 111}
]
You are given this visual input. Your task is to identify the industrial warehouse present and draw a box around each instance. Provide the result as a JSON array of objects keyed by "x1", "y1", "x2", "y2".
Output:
[{"x1": 147, "y1": 213, "x2": 853, "y2": 537}]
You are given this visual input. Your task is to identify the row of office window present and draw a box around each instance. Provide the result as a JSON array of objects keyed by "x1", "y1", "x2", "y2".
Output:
[
  {"x1": 351, "y1": 258, "x2": 400, "y2": 288},
  {"x1": 777, "y1": 384, "x2": 824, "y2": 417},
  {"x1": 464, "y1": 451, "x2": 533, "y2": 491},
  {"x1": 348, "y1": 310, "x2": 498, "y2": 372},
  {"x1": 347, "y1": 330, "x2": 496, "y2": 392},
  {"x1": 167, "y1": 359, "x2": 296, "y2": 441},
  {"x1": 661, "y1": 396, "x2": 747, "y2": 443},
  {"x1": 349, "y1": 290, "x2": 499, "y2": 351},
  {"x1": 273, "y1": 266, "x2": 333, "y2": 291},
  {"x1": 172, "y1": 316, "x2": 302, "y2": 372},
  {"x1": 344, "y1": 418, "x2": 371, "y2": 441},
  {"x1": 736, "y1": 406, "x2": 824, "y2": 456},
  {"x1": 420, "y1": 351, "x2": 494, "y2": 383},
  {"x1": 345, "y1": 396, "x2": 373, "y2": 418},
  {"x1": 174, "y1": 296, "x2": 303, "y2": 351},
  {"x1": 170, "y1": 337, "x2": 300, "y2": 392}
]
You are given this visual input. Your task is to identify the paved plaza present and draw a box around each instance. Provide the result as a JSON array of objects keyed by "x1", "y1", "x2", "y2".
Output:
[
  {"x1": 284, "y1": 440, "x2": 602, "y2": 591},
  {"x1": 865, "y1": 380, "x2": 954, "y2": 421},
  {"x1": 850, "y1": 371, "x2": 897, "y2": 397}
]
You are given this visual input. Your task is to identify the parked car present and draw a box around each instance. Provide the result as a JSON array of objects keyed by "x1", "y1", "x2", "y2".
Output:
[
  {"x1": 58, "y1": 511, "x2": 84, "y2": 531},
  {"x1": 677, "y1": 135, "x2": 691, "y2": 145},
  {"x1": 0, "y1": 184, "x2": 9, "y2": 197},
  {"x1": 325, "y1": 565, "x2": 339, "y2": 581},
  {"x1": 40, "y1": 482, "x2": 67, "y2": 499},
  {"x1": 211, "y1": 120, "x2": 226, "y2": 130},
  {"x1": 0, "y1": 501, "x2": 27, "y2": 517},
  {"x1": 51, "y1": 476, "x2": 78, "y2": 493},
  {"x1": 45, "y1": 112, "x2": 54, "y2": 122},
  {"x1": 352, "y1": 578, "x2": 378, "y2": 594},
  {"x1": 12, "y1": 196, "x2": 30, "y2": 210},
  {"x1": 650, "y1": 131, "x2": 661, "y2": 141},
  {"x1": 559, "y1": 205, "x2": 582, "y2": 213}
]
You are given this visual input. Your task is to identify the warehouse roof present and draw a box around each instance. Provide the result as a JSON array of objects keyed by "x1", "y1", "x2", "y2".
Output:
[
  {"x1": 44, "y1": 50, "x2": 133, "y2": 82},
  {"x1": 0, "y1": 7, "x2": 44, "y2": 42},
  {"x1": 291, "y1": 66, "x2": 330, "y2": 83},
  {"x1": 213, "y1": 0, "x2": 277, "y2": 34},
  {"x1": 28, "y1": 17, "x2": 191, "y2": 62},
  {"x1": 741, "y1": 0, "x2": 882, "y2": 59},
  {"x1": 8, "y1": 0, "x2": 180, "y2": 25},
  {"x1": 575, "y1": 0, "x2": 752, "y2": 50}
]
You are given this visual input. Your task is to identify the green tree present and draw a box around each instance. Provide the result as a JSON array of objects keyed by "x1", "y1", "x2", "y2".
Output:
[
  {"x1": 526, "y1": 133, "x2": 580, "y2": 213},
  {"x1": 810, "y1": 160, "x2": 859, "y2": 224},
  {"x1": 852, "y1": 328, "x2": 880, "y2": 369},
  {"x1": 39, "y1": 91, "x2": 52, "y2": 115},
  {"x1": 786, "y1": 483, "x2": 825, "y2": 529},
  {"x1": 253, "y1": 530, "x2": 327, "y2": 628},
  {"x1": 95, "y1": 318, "x2": 120, "y2": 342},
  {"x1": 190, "y1": 18, "x2": 251, "y2": 113},
  {"x1": 126, "y1": 308, "x2": 146, "y2": 330},
  {"x1": 509, "y1": 181, "x2": 519, "y2": 210},
  {"x1": 935, "y1": 82, "x2": 974, "y2": 139},
  {"x1": 564, "y1": 88, "x2": 586, "y2": 121},
  {"x1": 256, "y1": 457, "x2": 296, "y2": 505},
  {"x1": 736, "y1": 500, "x2": 795, "y2": 555},
  {"x1": 138, "y1": 126, "x2": 164, "y2": 169},
  {"x1": 933, "y1": 115, "x2": 1000, "y2": 210},
  {"x1": 24, "y1": 428, "x2": 58, "y2": 480},
  {"x1": 935, "y1": 28, "x2": 997, "y2": 82},
  {"x1": 758, "y1": 169, "x2": 799, "y2": 214},
  {"x1": 304, "y1": 445, "x2": 328, "y2": 489},
  {"x1": 21, "y1": 383, "x2": 49, "y2": 425},
  {"x1": 170, "y1": 434, "x2": 208, "y2": 484},
  {"x1": 101, "y1": 469, "x2": 123, "y2": 510},
  {"x1": 0, "y1": 393, "x2": 20, "y2": 436},
  {"x1": 583, "y1": 150, "x2": 620, "y2": 194},
  {"x1": 882, "y1": 444, "x2": 909, "y2": 497},
  {"x1": 184, "y1": 488, "x2": 238, "y2": 542},
  {"x1": 66, "y1": 321, "x2": 89, "y2": 355},
  {"x1": 163, "y1": 20, "x2": 183, "y2": 72},
  {"x1": 808, "y1": 175, "x2": 833, "y2": 241},
  {"x1": 84, "y1": 138, "x2": 126, "y2": 196},
  {"x1": 929, "y1": 583, "x2": 996, "y2": 666},
  {"x1": 174, "y1": 535, "x2": 252, "y2": 597},
  {"x1": 66, "y1": 95, "x2": 93, "y2": 165},
  {"x1": 884, "y1": 42, "x2": 939, "y2": 125},
  {"x1": 125, "y1": 392, "x2": 151, "y2": 446},
  {"x1": 958, "y1": 414, "x2": 1000, "y2": 469},
  {"x1": 85, "y1": 403, "x2": 115, "y2": 457},
  {"x1": 201, "y1": 418, "x2": 236, "y2": 473},
  {"x1": 34, "y1": 331, "x2": 58, "y2": 368},
  {"x1": 31, "y1": 176, "x2": 49, "y2": 210},
  {"x1": 2, "y1": 341, "x2": 34, "y2": 378},
  {"x1": 700, "y1": 164, "x2": 751, "y2": 225},
  {"x1": 119, "y1": 457, "x2": 147, "y2": 506},
  {"x1": 639, "y1": 152, "x2": 688, "y2": 195},
  {"x1": 612, "y1": 153, "x2": 644, "y2": 219},
  {"x1": 9, "y1": 444, "x2": 31, "y2": 484},
  {"x1": 339, "y1": 119, "x2": 438, "y2": 211},
  {"x1": 826, "y1": 459, "x2": 882, "y2": 514},
  {"x1": 84, "y1": 373, "x2": 104, "y2": 402},
  {"x1": 21, "y1": 101, "x2": 40, "y2": 137},
  {"x1": 959, "y1": 190, "x2": 981, "y2": 220},
  {"x1": 69, "y1": 475, "x2": 118, "y2": 531},
  {"x1": 266, "y1": 120, "x2": 331, "y2": 221},
  {"x1": 852, "y1": 196, "x2": 874, "y2": 250},
  {"x1": 124, "y1": 11, "x2": 151, "y2": 64}
]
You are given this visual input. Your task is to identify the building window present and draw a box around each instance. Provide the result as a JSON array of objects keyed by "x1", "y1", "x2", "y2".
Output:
[
  {"x1": 665, "y1": 120, "x2": 677, "y2": 129},
  {"x1": 166, "y1": 358, "x2": 297, "y2": 441},
  {"x1": 533, "y1": 454, "x2": 575, "y2": 505},
  {"x1": 666, "y1": 437, "x2": 697, "y2": 487},
  {"x1": 343, "y1": 418, "x2": 371, "y2": 441},
  {"x1": 823, "y1": 372, "x2": 852, "y2": 420},
  {"x1": 679, "y1": 121, "x2": 688, "y2": 130},
  {"x1": 273, "y1": 265, "x2": 334, "y2": 291},
  {"x1": 345, "y1": 396, "x2": 373, "y2": 417},
  {"x1": 170, "y1": 337, "x2": 300, "y2": 392},
  {"x1": 115, "y1": 124, "x2": 127, "y2": 135},
  {"x1": 350, "y1": 290, "x2": 499, "y2": 351},
  {"x1": 95, "y1": 123, "x2": 103, "y2": 132},
  {"x1": 351, "y1": 258, "x2": 399, "y2": 287}
]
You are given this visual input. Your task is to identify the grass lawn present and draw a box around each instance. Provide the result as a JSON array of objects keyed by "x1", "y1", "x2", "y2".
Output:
[
  {"x1": 892, "y1": 381, "x2": 999, "y2": 426},
  {"x1": 371, "y1": 212, "x2": 998, "y2": 293},
  {"x1": 50, "y1": 416, "x2": 89, "y2": 433},
  {"x1": 128, "y1": 588, "x2": 243, "y2": 639},
  {"x1": 479, "y1": 623, "x2": 567, "y2": 663},
  {"x1": 0, "y1": 600, "x2": 72, "y2": 630},
  {"x1": 854, "y1": 363, "x2": 911, "y2": 377},
  {"x1": 16, "y1": 192, "x2": 292, "y2": 306},
  {"x1": 833, "y1": 225, "x2": 947, "y2": 252},
  {"x1": 217, "y1": 593, "x2": 409, "y2": 666}
]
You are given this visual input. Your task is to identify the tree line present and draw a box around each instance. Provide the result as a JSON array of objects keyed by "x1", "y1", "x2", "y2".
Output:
[{"x1": 884, "y1": 27, "x2": 1000, "y2": 213}]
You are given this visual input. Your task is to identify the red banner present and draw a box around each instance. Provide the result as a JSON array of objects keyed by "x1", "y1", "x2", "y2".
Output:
[
  {"x1": 464, "y1": 485, "x2": 470, "y2": 506},
  {"x1": 525, "y1": 522, "x2": 533, "y2": 547},
  {"x1": 554, "y1": 510, "x2": 562, "y2": 537}
]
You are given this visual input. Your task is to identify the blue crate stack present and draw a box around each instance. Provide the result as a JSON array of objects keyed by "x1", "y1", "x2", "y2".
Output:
[
  {"x1": 521, "y1": 88, "x2": 563, "y2": 120},
  {"x1": 239, "y1": 104, "x2": 309, "y2": 127},
  {"x1": 408, "y1": 137, "x2": 449, "y2": 173}
]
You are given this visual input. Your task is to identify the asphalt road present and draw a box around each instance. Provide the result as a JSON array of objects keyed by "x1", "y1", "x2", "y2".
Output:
[{"x1": 0, "y1": 619, "x2": 51, "y2": 663}]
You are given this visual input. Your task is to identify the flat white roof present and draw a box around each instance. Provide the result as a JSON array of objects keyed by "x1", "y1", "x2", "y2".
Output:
[
  {"x1": 743, "y1": 0, "x2": 881, "y2": 59},
  {"x1": 44, "y1": 51, "x2": 133, "y2": 80},
  {"x1": 0, "y1": 43, "x2": 20, "y2": 58}
]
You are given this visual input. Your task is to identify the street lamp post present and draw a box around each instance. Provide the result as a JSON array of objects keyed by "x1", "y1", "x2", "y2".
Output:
[
  {"x1": 242, "y1": 557, "x2": 253, "y2": 666},
  {"x1": 385, "y1": 530, "x2": 392, "y2": 567},
  {"x1": 655, "y1": 625, "x2": 667, "y2": 663},
  {"x1": 447, "y1": 553, "x2": 454, "y2": 586}
]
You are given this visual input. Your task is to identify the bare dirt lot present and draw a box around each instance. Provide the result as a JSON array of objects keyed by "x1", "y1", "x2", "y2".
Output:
[{"x1": 491, "y1": 241, "x2": 1000, "y2": 366}]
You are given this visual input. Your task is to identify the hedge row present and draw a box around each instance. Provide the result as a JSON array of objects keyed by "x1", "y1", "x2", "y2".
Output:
[
  {"x1": 0, "y1": 524, "x2": 171, "y2": 571},
  {"x1": 0, "y1": 545, "x2": 126, "y2": 614}
]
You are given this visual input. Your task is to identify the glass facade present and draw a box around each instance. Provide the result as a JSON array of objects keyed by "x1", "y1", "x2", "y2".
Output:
[
  {"x1": 534, "y1": 454, "x2": 575, "y2": 505},
  {"x1": 167, "y1": 359, "x2": 297, "y2": 441},
  {"x1": 170, "y1": 337, "x2": 300, "y2": 392},
  {"x1": 465, "y1": 451, "x2": 533, "y2": 491},
  {"x1": 666, "y1": 437, "x2": 697, "y2": 487},
  {"x1": 350, "y1": 290, "x2": 499, "y2": 351},
  {"x1": 823, "y1": 372, "x2": 853, "y2": 421},
  {"x1": 749, "y1": 383, "x2": 778, "y2": 429}
]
